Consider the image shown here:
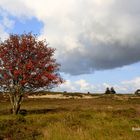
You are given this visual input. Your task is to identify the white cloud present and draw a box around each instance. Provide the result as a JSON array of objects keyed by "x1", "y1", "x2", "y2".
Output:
[
  {"x1": 75, "y1": 79, "x2": 94, "y2": 92},
  {"x1": 0, "y1": 24, "x2": 8, "y2": 41},
  {"x1": 0, "y1": 0, "x2": 140, "y2": 75},
  {"x1": 2, "y1": 16, "x2": 14, "y2": 29},
  {"x1": 55, "y1": 77, "x2": 140, "y2": 93},
  {"x1": 0, "y1": 10, "x2": 12, "y2": 40},
  {"x1": 0, "y1": 0, "x2": 33, "y2": 19},
  {"x1": 122, "y1": 77, "x2": 140, "y2": 91},
  {"x1": 56, "y1": 79, "x2": 95, "y2": 93}
]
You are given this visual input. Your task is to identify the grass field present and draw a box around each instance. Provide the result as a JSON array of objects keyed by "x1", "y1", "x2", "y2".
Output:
[{"x1": 0, "y1": 93, "x2": 140, "y2": 140}]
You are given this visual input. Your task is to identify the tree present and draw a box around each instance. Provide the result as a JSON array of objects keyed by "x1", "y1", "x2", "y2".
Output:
[
  {"x1": 0, "y1": 33, "x2": 63, "y2": 114},
  {"x1": 105, "y1": 87, "x2": 110, "y2": 94},
  {"x1": 110, "y1": 87, "x2": 116, "y2": 94}
]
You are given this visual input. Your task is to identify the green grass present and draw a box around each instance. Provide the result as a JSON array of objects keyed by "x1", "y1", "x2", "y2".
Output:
[{"x1": 0, "y1": 93, "x2": 140, "y2": 140}]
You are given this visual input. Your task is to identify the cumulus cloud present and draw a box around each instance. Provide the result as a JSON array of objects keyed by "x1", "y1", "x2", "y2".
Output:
[
  {"x1": 0, "y1": 9, "x2": 15, "y2": 40},
  {"x1": 0, "y1": 0, "x2": 33, "y2": 19},
  {"x1": 55, "y1": 77, "x2": 140, "y2": 93},
  {"x1": 122, "y1": 77, "x2": 140, "y2": 91},
  {"x1": 0, "y1": 24, "x2": 8, "y2": 40},
  {"x1": 56, "y1": 79, "x2": 96, "y2": 93},
  {"x1": 103, "y1": 77, "x2": 140, "y2": 93},
  {"x1": 1, "y1": 0, "x2": 140, "y2": 75}
]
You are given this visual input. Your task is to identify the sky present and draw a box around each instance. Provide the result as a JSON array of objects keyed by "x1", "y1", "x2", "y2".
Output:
[{"x1": 0, "y1": 0, "x2": 140, "y2": 93}]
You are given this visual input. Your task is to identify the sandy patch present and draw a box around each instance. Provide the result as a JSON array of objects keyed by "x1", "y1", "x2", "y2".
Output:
[{"x1": 28, "y1": 94, "x2": 95, "y2": 99}]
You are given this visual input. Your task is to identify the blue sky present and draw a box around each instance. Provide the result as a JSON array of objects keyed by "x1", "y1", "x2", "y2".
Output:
[
  {"x1": 10, "y1": 18, "x2": 43, "y2": 35},
  {"x1": 0, "y1": 0, "x2": 140, "y2": 93}
]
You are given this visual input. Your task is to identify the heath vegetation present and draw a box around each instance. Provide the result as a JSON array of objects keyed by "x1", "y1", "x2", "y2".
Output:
[{"x1": 0, "y1": 93, "x2": 140, "y2": 140}]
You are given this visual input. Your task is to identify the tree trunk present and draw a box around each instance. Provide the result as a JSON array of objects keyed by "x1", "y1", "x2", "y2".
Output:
[
  {"x1": 9, "y1": 94, "x2": 23, "y2": 115},
  {"x1": 12, "y1": 103, "x2": 21, "y2": 115}
]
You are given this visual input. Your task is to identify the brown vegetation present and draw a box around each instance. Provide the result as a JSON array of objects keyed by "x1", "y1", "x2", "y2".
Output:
[{"x1": 0, "y1": 93, "x2": 140, "y2": 140}]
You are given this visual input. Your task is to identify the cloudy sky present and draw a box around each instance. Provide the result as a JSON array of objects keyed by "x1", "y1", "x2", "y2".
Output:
[{"x1": 0, "y1": 0, "x2": 140, "y2": 93}]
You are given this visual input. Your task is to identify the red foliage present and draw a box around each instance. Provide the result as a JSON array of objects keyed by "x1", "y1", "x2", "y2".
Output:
[
  {"x1": 14, "y1": 70, "x2": 21, "y2": 76},
  {"x1": 20, "y1": 80, "x2": 27, "y2": 85},
  {"x1": 0, "y1": 33, "x2": 63, "y2": 92},
  {"x1": 26, "y1": 60, "x2": 33, "y2": 70}
]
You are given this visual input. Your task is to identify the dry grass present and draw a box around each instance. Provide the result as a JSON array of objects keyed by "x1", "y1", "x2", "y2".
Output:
[{"x1": 0, "y1": 93, "x2": 140, "y2": 140}]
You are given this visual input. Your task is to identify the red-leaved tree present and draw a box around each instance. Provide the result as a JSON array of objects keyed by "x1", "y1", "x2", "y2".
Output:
[{"x1": 0, "y1": 33, "x2": 63, "y2": 114}]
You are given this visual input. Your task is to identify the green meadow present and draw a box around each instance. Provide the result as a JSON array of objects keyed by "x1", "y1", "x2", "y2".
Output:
[{"x1": 0, "y1": 93, "x2": 140, "y2": 140}]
